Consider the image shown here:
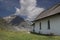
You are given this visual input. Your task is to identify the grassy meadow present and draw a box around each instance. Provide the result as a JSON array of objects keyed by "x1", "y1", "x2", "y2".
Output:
[{"x1": 0, "y1": 30, "x2": 60, "y2": 40}]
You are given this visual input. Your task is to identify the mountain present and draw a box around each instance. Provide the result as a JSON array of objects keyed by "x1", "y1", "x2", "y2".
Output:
[
  {"x1": 9, "y1": 15, "x2": 25, "y2": 26},
  {"x1": 3, "y1": 15, "x2": 32, "y2": 31},
  {"x1": 0, "y1": 17, "x2": 9, "y2": 30},
  {"x1": 3, "y1": 15, "x2": 25, "y2": 26}
]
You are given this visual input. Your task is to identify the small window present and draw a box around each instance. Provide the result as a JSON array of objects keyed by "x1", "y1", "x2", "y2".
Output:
[
  {"x1": 40, "y1": 22, "x2": 41, "y2": 30},
  {"x1": 33, "y1": 23, "x2": 35, "y2": 32},
  {"x1": 48, "y1": 20, "x2": 50, "y2": 30}
]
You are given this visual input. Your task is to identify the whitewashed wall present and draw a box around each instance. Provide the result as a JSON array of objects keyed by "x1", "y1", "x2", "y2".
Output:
[
  {"x1": 34, "y1": 14, "x2": 60, "y2": 35},
  {"x1": 50, "y1": 15, "x2": 60, "y2": 35},
  {"x1": 33, "y1": 6, "x2": 60, "y2": 35}
]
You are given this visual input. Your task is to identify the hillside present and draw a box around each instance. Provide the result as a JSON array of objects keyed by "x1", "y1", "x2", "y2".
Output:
[
  {"x1": 3, "y1": 15, "x2": 32, "y2": 31},
  {"x1": 0, "y1": 30, "x2": 60, "y2": 40},
  {"x1": 0, "y1": 17, "x2": 17, "y2": 30},
  {"x1": 3, "y1": 15, "x2": 25, "y2": 26},
  {"x1": 9, "y1": 15, "x2": 25, "y2": 26},
  {"x1": 0, "y1": 18, "x2": 8, "y2": 30}
]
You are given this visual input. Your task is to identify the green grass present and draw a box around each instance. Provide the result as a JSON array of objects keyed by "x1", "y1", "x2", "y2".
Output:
[{"x1": 0, "y1": 30, "x2": 60, "y2": 40}]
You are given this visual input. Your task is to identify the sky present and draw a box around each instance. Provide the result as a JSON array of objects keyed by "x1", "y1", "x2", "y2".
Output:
[{"x1": 0, "y1": 0, "x2": 60, "y2": 21}]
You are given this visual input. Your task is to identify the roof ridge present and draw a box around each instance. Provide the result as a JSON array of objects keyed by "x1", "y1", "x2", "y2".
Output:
[
  {"x1": 34, "y1": 3, "x2": 60, "y2": 21},
  {"x1": 36, "y1": 3, "x2": 60, "y2": 20}
]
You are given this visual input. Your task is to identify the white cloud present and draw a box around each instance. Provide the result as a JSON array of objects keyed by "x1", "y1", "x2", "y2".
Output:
[{"x1": 15, "y1": 0, "x2": 45, "y2": 21}]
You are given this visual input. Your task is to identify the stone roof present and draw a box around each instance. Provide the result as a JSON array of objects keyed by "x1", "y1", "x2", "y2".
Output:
[{"x1": 34, "y1": 3, "x2": 60, "y2": 21}]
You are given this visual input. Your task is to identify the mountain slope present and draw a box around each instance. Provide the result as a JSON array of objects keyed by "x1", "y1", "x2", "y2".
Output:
[
  {"x1": 3, "y1": 15, "x2": 32, "y2": 31},
  {"x1": 0, "y1": 17, "x2": 8, "y2": 30},
  {"x1": 10, "y1": 15, "x2": 25, "y2": 26}
]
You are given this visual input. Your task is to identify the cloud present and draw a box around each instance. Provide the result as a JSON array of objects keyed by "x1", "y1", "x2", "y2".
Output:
[{"x1": 15, "y1": 0, "x2": 45, "y2": 21}]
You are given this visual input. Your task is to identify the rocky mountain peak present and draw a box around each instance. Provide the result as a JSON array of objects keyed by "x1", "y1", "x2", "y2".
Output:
[{"x1": 3, "y1": 15, "x2": 25, "y2": 26}]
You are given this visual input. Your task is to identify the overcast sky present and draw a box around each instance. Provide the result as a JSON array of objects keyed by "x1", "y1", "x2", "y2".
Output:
[{"x1": 0, "y1": 0, "x2": 60, "y2": 21}]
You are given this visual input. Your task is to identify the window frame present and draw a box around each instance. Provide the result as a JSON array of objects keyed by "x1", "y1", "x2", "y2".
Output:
[
  {"x1": 48, "y1": 20, "x2": 50, "y2": 30},
  {"x1": 33, "y1": 23, "x2": 35, "y2": 32},
  {"x1": 40, "y1": 22, "x2": 41, "y2": 30}
]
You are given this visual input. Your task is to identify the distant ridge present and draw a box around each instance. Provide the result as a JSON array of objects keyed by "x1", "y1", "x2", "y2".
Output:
[{"x1": 3, "y1": 15, "x2": 25, "y2": 26}]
